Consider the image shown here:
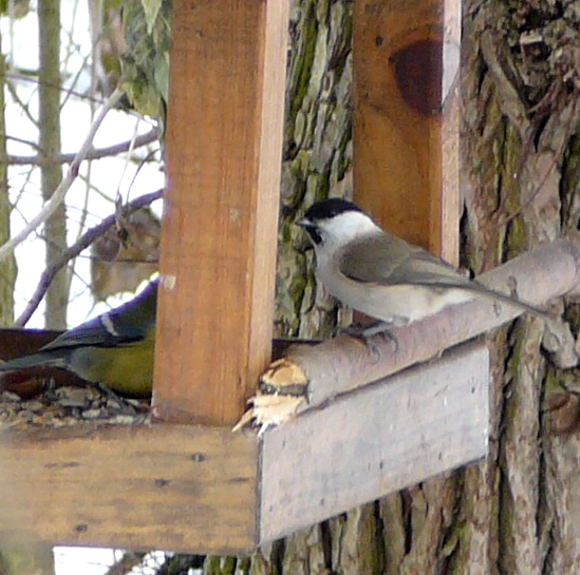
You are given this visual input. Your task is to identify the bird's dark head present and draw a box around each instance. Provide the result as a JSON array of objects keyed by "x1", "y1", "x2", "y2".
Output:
[
  {"x1": 297, "y1": 198, "x2": 374, "y2": 248},
  {"x1": 302, "y1": 198, "x2": 362, "y2": 222}
]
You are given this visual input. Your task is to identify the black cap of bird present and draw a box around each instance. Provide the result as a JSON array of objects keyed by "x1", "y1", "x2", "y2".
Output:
[
  {"x1": 0, "y1": 279, "x2": 158, "y2": 397},
  {"x1": 297, "y1": 198, "x2": 552, "y2": 331}
]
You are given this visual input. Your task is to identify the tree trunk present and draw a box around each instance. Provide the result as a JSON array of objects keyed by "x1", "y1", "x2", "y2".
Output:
[
  {"x1": 190, "y1": 0, "x2": 580, "y2": 573},
  {"x1": 38, "y1": 0, "x2": 68, "y2": 328},
  {"x1": 456, "y1": 3, "x2": 579, "y2": 574},
  {"x1": 0, "y1": 29, "x2": 16, "y2": 325},
  {"x1": 274, "y1": 0, "x2": 354, "y2": 343}
]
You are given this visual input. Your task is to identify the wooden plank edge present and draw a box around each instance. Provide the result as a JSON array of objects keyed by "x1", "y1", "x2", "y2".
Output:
[{"x1": 0, "y1": 423, "x2": 259, "y2": 553}]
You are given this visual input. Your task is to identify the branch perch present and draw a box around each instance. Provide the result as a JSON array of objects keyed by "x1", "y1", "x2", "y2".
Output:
[{"x1": 240, "y1": 239, "x2": 580, "y2": 429}]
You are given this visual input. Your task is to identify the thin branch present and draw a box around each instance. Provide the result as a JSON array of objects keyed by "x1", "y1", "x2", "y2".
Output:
[
  {"x1": 60, "y1": 0, "x2": 85, "y2": 100},
  {"x1": 60, "y1": 50, "x2": 93, "y2": 112},
  {"x1": 6, "y1": 135, "x2": 43, "y2": 151},
  {"x1": 5, "y1": 78, "x2": 39, "y2": 128},
  {"x1": 5, "y1": 126, "x2": 160, "y2": 165},
  {"x1": 0, "y1": 87, "x2": 125, "y2": 265},
  {"x1": 15, "y1": 188, "x2": 163, "y2": 326},
  {"x1": 11, "y1": 165, "x2": 38, "y2": 208},
  {"x1": 3, "y1": 70, "x2": 105, "y2": 106},
  {"x1": 114, "y1": 117, "x2": 142, "y2": 204},
  {"x1": 2, "y1": 70, "x2": 150, "y2": 123}
]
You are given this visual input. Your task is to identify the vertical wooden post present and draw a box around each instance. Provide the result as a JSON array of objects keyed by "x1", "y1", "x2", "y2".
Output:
[
  {"x1": 154, "y1": 0, "x2": 289, "y2": 425},
  {"x1": 353, "y1": 0, "x2": 461, "y2": 263}
]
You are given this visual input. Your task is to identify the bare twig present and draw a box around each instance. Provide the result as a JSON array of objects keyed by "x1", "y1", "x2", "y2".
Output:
[
  {"x1": 0, "y1": 87, "x2": 125, "y2": 265},
  {"x1": 3, "y1": 70, "x2": 110, "y2": 108},
  {"x1": 6, "y1": 135, "x2": 43, "y2": 151},
  {"x1": 15, "y1": 188, "x2": 163, "y2": 326},
  {"x1": 2, "y1": 70, "x2": 150, "y2": 124},
  {"x1": 5, "y1": 126, "x2": 160, "y2": 165},
  {"x1": 5, "y1": 79, "x2": 39, "y2": 128}
]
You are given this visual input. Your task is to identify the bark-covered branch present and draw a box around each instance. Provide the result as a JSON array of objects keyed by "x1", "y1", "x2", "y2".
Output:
[
  {"x1": 15, "y1": 188, "x2": 163, "y2": 326},
  {"x1": 262, "y1": 239, "x2": 580, "y2": 412},
  {"x1": 5, "y1": 127, "x2": 160, "y2": 166}
]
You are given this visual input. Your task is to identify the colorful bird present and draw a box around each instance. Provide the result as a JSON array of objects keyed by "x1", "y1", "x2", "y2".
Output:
[{"x1": 0, "y1": 280, "x2": 158, "y2": 396}]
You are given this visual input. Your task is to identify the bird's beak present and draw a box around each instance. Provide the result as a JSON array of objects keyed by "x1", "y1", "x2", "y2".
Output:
[{"x1": 296, "y1": 217, "x2": 318, "y2": 249}]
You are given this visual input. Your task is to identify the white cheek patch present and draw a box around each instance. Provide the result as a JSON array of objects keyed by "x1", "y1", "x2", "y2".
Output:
[{"x1": 317, "y1": 212, "x2": 382, "y2": 253}]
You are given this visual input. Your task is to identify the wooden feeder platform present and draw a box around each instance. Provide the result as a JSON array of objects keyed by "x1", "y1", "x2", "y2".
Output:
[
  {"x1": 0, "y1": 340, "x2": 488, "y2": 553},
  {"x1": 2, "y1": 0, "x2": 579, "y2": 554}
]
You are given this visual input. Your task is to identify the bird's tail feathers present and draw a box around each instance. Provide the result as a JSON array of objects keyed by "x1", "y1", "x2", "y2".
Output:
[
  {"x1": 0, "y1": 353, "x2": 66, "y2": 373},
  {"x1": 462, "y1": 281, "x2": 554, "y2": 320}
]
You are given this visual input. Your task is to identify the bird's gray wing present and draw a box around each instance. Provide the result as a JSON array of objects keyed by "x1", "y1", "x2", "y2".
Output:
[
  {"x1": 338, "y1": 233, "x2": 551, "y2": 318},
  {"x1": 338, "y1": 234, "x2": 471, "y2": 288}
]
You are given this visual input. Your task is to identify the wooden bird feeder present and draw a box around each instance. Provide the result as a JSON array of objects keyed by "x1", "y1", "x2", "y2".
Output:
[{"x1": 1, "y1": 0, "x2": 579, "y2": 554}]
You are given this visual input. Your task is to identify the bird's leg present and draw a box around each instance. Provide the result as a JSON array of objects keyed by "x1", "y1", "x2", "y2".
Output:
[
  {"x1": 95, "y1": 383, "x2": 139, "y2": 415},
  {"x1": 341, "y1": 320, "x2": 399, "y2": 357},
  {"x1": 342, "y1": 319, "x2": 396, "y2": 340}
]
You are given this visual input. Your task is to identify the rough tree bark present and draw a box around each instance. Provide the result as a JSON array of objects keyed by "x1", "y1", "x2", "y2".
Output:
[
  {"x1": 456, "y1": 3, "x2": 579, "y2": 574},
  {"x1": 274, "y1": 0, "x2": 354, "y2": 343}
]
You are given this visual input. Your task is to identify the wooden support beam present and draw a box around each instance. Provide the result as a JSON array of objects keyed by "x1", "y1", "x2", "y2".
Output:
[
  {"x1": 0, "y1": 424, "x2": 257, "y2": 553},
  {"x1": 154, "y1": 0, "x2": 289, "y2": 425},
  {"x1": 259, "y1": 341, "x2": 489, "y2": 542},
  {"x1": 353, "y1": 0, "x2": 461, "y2": 263}
]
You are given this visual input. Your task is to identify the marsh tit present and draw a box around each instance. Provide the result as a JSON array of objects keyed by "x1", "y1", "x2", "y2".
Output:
[{"x1": 297, "y1": 198, "x2": 550, "y2": 332}]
